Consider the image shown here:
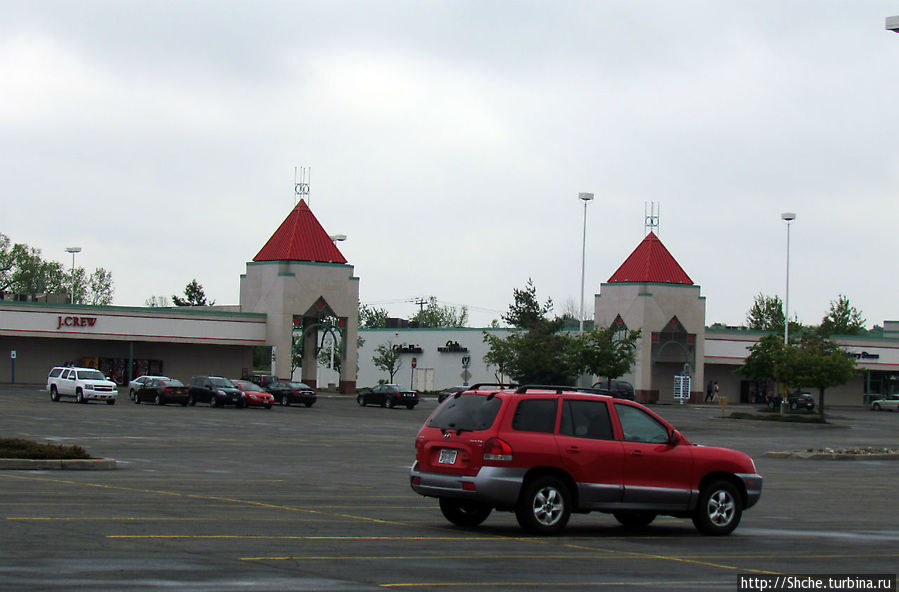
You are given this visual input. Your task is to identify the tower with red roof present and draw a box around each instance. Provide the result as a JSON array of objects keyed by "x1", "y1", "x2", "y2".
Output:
[
  {"x1": 240, "y1": 200, "x2": 359, "y2": 393},
  {"x1": 594, "y1": 232, "x2": 706, "y2": 402}
]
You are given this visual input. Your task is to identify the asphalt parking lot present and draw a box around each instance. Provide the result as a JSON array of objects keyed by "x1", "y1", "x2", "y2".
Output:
[{"x1": 0, "y1": 385, "x2": 896, "y2": 591}]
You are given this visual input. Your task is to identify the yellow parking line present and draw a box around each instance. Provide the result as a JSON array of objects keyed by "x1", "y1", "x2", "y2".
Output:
[{"x1": 564, "y1": 542, "x2": 780, "y2": 575}]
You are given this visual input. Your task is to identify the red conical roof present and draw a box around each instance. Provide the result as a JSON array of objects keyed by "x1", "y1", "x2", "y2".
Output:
[
  {"x1": 253, "y1": 200, "x2": 347, "y2": 264},
  {"x1": 607, "y1": 232, "x2": 692, "y2": 285}
]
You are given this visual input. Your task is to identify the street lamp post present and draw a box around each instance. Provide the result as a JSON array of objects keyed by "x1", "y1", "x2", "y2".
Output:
[
  {"x1": 780, "y1": 213, "x2": 796, "y2": 345},
  {"x1": 65, "y1": 247, "x2": 81, "y2": 304},
  {"x1": 578, "y1": 193, "x2": 594, "y2": 334}
]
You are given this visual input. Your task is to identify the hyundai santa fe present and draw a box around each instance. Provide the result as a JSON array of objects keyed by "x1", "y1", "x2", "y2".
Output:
[{"x1": 410, "y1": 385, "x2": 762, "y2": 536}]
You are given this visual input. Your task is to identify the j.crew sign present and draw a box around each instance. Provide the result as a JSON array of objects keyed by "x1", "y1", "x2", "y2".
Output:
[{"x1": 57, "y1": 316, "x2": 98, "y2": 329}]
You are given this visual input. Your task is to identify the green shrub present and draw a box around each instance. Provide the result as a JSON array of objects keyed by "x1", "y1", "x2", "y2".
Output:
[{"x1": 0, "y1": 438, "x2": 92, "y2": 459}]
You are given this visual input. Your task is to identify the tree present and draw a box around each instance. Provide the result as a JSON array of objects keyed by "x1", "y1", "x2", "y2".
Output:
[
  {"x1": 372, "y1": 342, "x2": 403, "y2": 382},
  {"x1": 820, "y1": 294, "x2": 865, "y2": 336},
  {"x1": 410, "y1": 297, "x2": 468, "y2": 328},
  {"x1": 776, "y1": 333, "x2": 856, "y2": 417},
  {"x1": 745, "y1": 294, "x2": 785, "y2": 333},
  {"x1": 736, "y1": 333, "x2": 785, "y2": 402},
  {"x1": 145, "y1": 295, "x2": 171, "y2": 307},
  {"x1": 571, "y1": 327, "x2": 641, "y2": 384},
  {"x1": 484, "y1": 280, "x2": 577, "y2": 385},
  {"x1": 86, "y1": 268, "x2": 114, "y2": 305},
  {"x1": 172, "y1": 279, "x2": 215, "y2": 306},
  {"x1": 502, "y1": 278, "x2": 554, "y2": 329},
  {"x1": 359, "y1": 304, "x2": 388, "y2": 328}
]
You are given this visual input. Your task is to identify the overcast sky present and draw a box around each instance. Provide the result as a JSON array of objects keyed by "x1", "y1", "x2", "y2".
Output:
[{"x1": 3, "y1": 1, "x2": 897, "y2": 329}]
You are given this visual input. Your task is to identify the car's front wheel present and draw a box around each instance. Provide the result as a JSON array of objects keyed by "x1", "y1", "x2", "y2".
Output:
[
  {"x1": 613, "y1": 511, "x2": 656, "y2": 528},
  {"x1": 357, "y1": 395, "x2": 366, "y2": 406},
  {"x1": 155, "y1": 394, "x2": 162, "y2": 406},
  {"x1": 439, "y1": 498, "x2": 492, "y2": 528},
  {"x1": 692, "y1": 480, "x2": 742, "y2": 536},
  {"x1": 873, "y1": 403, "x2": 881, "y2": 411},
  {"x1": 281, "y1": 396, "x2": 289, "y2": 407},
  {"x1": 75, "y1": 390, "x2": 85, "y2": 404},
  {"x1": 209, "y1": 397, "x2": 217, "y2": 408},
  {"x1": 515, "y1": 476, "x2": 571, "y2": 535},
  {"x1": 106, "y1": 399, "x2": 116, "y2": 405},
  {"x1": 384, "y1": 395, "x2": 394, "y2": 409}
]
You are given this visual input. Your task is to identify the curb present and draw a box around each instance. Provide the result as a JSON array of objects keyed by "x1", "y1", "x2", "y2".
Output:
[
  {"x1": 765, "y1": 451, "x2": 899, "y2": 460},
  {"x1": 0, "y1": 458, "x2": 117, "y2": 470}
]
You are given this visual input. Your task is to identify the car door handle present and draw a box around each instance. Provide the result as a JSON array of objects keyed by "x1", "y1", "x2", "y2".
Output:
[
  {"x1": 631, "y1": 450, "x2": 643, "y2": 456},
  {"x1": 566, "y1": 446, "x2": 581, "y2": 454}
]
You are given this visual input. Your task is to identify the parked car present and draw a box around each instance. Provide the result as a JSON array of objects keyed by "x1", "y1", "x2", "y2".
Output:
[
  {"x1": 590, "y1": 380, "x2": 635, "y2": 400},
  {"x1": 134, "y1": 378, "x2": 189, "y2": 406},
  {"x1": 870, "y1": 394, "x2": 899, "y2": 411},
  {"x1": 437, "y1": 386, "x2": 468, "y2": 403},
  {"x1": 46, "y1": 366, "x2": 117, "y2": 405},
  {"x1": 128, "y1": 375, "x2": 170, "y2": 401},
  {"x1": 266, "y1": 381, "x2": 316, "y2": 407},
  {"x1": 357, "y1": 383, "x2": 419, "y2": 409},
  {"x1": 188, "y1": 376, "x2": 245, "y2": 407},
  {"x1": 787, "y1": 392, "x2": 815, "y2": 412},
  {"x1": 410, "y1": 385, "x2": 763, "y2": 536},
  {"x1": 231, "y1": 379, "x2": 275, "y2": 409},
  {"x1": 241, "y1": 374, "x2": 276, "y2": 389}
]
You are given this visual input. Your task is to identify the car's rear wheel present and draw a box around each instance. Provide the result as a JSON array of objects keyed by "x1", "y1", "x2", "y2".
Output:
[
  {"x1": 264, "y1": 403, "x2": 272, "y2": 409},
  {"x1": 384, "y1": 395, "x2": 394, "y2": 409},
  {"x1": 439, "y1": 498, "x2": 492, "y2": 528},
  {"x1": 188, "y1": 395, "x2": 195, "y2": 406},
  {"x1": 304, "y1": 402, "x2": 313, "y2": 408},
  {"x1": 155, "y1": 394, "x2": 162, "y2": 406},
  {"x1": 406, "y1": 403, "x2": 415, "y2": 410},
  {"x1": 692, "y1": 480, "x2": 742, "y2": 536},
  {"x1": 129, "y1": 389, "x2": 136, "y2": 401},
  {"x1": 515, "y1": 476, "x2": 571, "y2": 535},
  {"x1": 50, "y1": 386, "x2": 59, "y2": 402},
  {"x1": 613, "y1": 511, "x2": 656, "y2": 528},
  {"x1": 209, "y1": 397, "x2": 216, "y2": 408},
  {"x1": 280, "y1": 395, "x2": 289, "y2": 406},
  {"x1": 873, "y1": 403, "x2": 881, "y2": 411}
]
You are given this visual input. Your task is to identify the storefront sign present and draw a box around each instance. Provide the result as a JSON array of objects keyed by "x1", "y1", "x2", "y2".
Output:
[
  {"x1": 57, "y1": 315, "x2": 98, "y2": 329},
  {"x1": 847, "y1": 351, "x2": 880, "y2": 360}
]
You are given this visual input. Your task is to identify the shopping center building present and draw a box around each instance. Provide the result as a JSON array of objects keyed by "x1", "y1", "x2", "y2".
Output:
[{"x1": 2, "y1": 201, "x2": 897, "y2": 406}]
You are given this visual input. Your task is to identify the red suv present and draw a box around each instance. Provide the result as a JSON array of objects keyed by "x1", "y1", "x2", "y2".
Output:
[{"x1": 410, "y1": 385, "x2": 762, "y2": 536}]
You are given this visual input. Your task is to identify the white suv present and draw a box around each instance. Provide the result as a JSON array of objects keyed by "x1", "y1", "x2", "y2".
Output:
[{"x1": 47, "y1": 366, "x2": 118, "y2": 405}]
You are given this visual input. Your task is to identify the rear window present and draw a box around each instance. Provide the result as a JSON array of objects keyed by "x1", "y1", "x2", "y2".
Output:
[
  {"x1": 209, "y1": 377, "x2": 234, "y2": 388},
  {"x1": 48, "y1": 368, "x2": 63, "y2": 378},
  {"x1": 427, "y1": 394, "x2": 502, "y2": 432}
]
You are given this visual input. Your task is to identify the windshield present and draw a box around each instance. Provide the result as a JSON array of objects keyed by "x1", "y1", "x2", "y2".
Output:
[
  {"x1": 210, "y1": 377, "x2": 234, "y2": 388},
  {"x1": 427, "y1": 394, "x2": 502, "y2": 432},
  {"x1": 238, "y1": 382, "x2": 263, "y2": 392},
  {"x1": 78, "y1": 370, "x2": 107, "y2": 381}
]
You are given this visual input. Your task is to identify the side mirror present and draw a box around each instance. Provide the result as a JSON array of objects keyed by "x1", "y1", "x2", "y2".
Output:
[{"x1": 669, "y1": 430, "x2": 682, "y2": 446}]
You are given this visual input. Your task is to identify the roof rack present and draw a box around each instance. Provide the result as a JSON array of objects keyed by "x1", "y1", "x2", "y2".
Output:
[
  {"x1": 467, "y1": 383, "x2": 517, "y2": 391},
  {"x1": 514, "y1": 385, "x2": 579, "y2": 394}
]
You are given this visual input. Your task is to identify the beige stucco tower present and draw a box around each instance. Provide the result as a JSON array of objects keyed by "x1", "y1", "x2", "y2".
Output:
[
  {"x1": 239, "y1": 200, "x2": 359, "y2": 393},
  {"x1": 594, "y1": 232, "x2": 706, "y2": 403}
]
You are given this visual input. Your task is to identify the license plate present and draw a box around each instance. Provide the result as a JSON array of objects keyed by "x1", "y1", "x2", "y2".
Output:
[{"x1": 438, "y1": 449, "x2": 457, "y2": 465}]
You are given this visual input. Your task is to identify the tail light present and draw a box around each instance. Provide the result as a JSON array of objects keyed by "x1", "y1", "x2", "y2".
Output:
[{"x1": 483, "y1": 437, "x2": 513, "y2": 462}]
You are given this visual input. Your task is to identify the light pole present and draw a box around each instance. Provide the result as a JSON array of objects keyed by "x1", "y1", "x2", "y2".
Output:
[
  {"x1": 65, "y1": 247, "x2": 81, "y2": 304},
  {"x1": 578, "y1": 192, "x2": 594, "y2": 333},
  {"x1": 780, "y1": 213, "x2": 796, "y2": 345}
]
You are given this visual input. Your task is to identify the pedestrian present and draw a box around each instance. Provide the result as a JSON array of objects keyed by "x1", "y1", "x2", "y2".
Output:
[
  {"x1": 713, "y1": 381, "x2": 720, "y2": 402},
  {"x1": 705, "y1": 380, "x2": 714, "y2": 402}
]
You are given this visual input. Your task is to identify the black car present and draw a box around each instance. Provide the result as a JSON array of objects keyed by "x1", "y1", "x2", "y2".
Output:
[
  {"x1": 590, "y1": 380, "x2": 635, "y2": 400},
  {"x1": 357, "y1": 383, "x2": 419, "y2": 409},
  {"x1": 134, "y1": 378, "x2": 189, "y2": 406},
  {"x1": 265, "y1": 381, "x2": 316, "y2": 407},
  {"x1": 788, "y1": 392, "x2": 815, "y2": 412},
  {"x1": 188, "y1": 376, "x2": 245, "y2": 407},
  {"x1": 437, "y1": 386, "x2": 468, "y2": 403}
]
